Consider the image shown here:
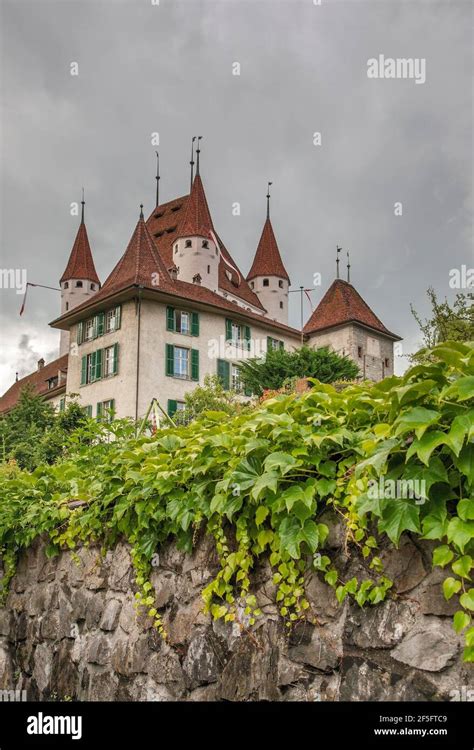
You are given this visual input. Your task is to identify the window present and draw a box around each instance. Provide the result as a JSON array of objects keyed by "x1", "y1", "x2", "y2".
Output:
[
  {"x1": 80, "y1": 344, "x2": 118, "y2": 385},
  {"x1": 59, "y1": 397, "x2": 66, "y2": 412},
  {"x1": 75, "y1": 281, "x2": 83, "y2": 288},
  {"x1": 207, "y1": 265, "x2": 210, "y2": 274},
  {"x1": 174, "y1": 246, "x2": 178, "y2": 254},
  {"x1": 64, "y1": 282, "x2": 69, "y2": 289},
  {"x1": 85, "y1": 318, "x2": 95, "y2": 341},
  {"x1": 263, "y1": 279, "x2": 269, "y2": 287},
  {"x1": 202, "y1": 240, "x2": 209, "y2": 249},
  {"x1": 97, "y1": 399, "x2": 115, "y2": 422},
  {"x1": 84, "y1": 405, "x2": 93, "y2": 417},
  {"x1": 77, "y1": 306, "x2": 121, "y2": 345},
  {"x1": 166, "y1": 344, "x2": 199, "y2": 381},
  {"x1": 104, "y1": 345, "x2": 117, "y2": 377},
  {"x1": 250, "y1": 281, "x2": 254, "y2": 289},
  {"x1": 358, "y1": 346, "x2": 363, "y2": 358},
  {"x1": 185, "y1": 239, "x2": 192, "y2": 248},
  {"x1": 279, "y1": 301, "x2": 283, "y2": 309},
  {"x1": 267, "y1": 337, "x2": 284, "y2": 352},
  {"x1": 65, "y1": 302, "x2": 69, "y2": 311},
  {"x1": 91, "y1": 283, "x2": 96, "y2": 291},
  {"x1": 166, "y1": 307, "x2": 199, "y2": 335},
  {"x1": 231, "y1": 364, "x2": 242, "y2": 392},
  {"x1": 168, "y1": 400, "x2": 186, "y2": 417},
  {"x1": 278, "y1": 280, "x2": 283, "y2": 288},
  {"x1": 225, "y1": 318, "x2": 251, "y2": 350},
  {"x1": 47, "y1": 377, "x2": 58, "y2": 390},
  {"x1": 384, "y1": 358, "x2": 390, "y2": 368}
]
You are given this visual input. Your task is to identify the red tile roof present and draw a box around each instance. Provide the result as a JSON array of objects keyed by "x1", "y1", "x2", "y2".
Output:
[
  {"x1": 303, "y1": 279, "x2": 400, "y2": 339},
  {"x1": 247, "y1": 217, "x2": 290, "y2": 282},
  {"x1": 60, "y1": 221, "x2": 100, "y2": 285},
  {"x1": 94, "y1": 213, "x2": 176, "y2": 298},
  {"x1": 0, "y1": 354, "x2": 68, "y2": 414}
]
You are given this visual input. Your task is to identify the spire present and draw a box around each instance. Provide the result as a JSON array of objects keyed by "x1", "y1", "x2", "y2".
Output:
[
  {"x1": 178, "y1": 173, "x2": 214, "y2": 239},
  {"x1": 266, "y1": 181, "x2": 272, "y2": 219},
  {"x1": 336, "y1": 245, "x2": 341, "y2": 279},
  {"x1": 155, "y1": 151, "x2": 160, "y2": 208},
  {"x1": 60, "y1": 198, "x2": 100, "y2": 285},
  {"x1": 247, "y1": 213, "x2": 290, "y2": 283},
  {"x1": 81, "y1": 187, "x2": 85, "y2": 223},
  {"x1": 189, "y1": 136, "x2": 196, "y2": 191},
  {"x1": 195, "y1": 136, "x2": 202, "y2": 176},
  {"x1": 347, "y1": 251, "x2": 351, "y2": 283},
  {"x1": 140, "y1": 203, "x2": 144, "y2": 219}
]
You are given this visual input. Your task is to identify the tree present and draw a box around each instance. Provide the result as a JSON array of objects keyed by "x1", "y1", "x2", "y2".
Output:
[
  {"x1": 410, "y1": 288, "x2": 474, "y2": 361},
  {"x1": 175, "y1": 375, "x2": 242, "y2": 424},
  {"x1": 239, "y1": 345, "x2": 359, "y2": 397}
]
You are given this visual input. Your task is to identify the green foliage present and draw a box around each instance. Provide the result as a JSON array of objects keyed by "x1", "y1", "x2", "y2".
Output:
[
  {"x1": 176, "y1": 375, "x2": 244, "y2": 424},
  {"x1": 410, "y1": 287, "x2": 474, "y2": 362},
  {"x1": 0, "y1": 342, "x2": 473, "y2": 660},
  {"x1": 239, "y1": 345, "x2": 359, "y2": 396}
]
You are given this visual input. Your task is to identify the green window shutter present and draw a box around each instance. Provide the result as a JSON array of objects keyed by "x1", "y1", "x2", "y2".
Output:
[
  {"x1": 115, "y1": 306, "x2": 121, "y2": 330},
  {"x1": 96, "y1": 402, "x2": 102, "y2": 420},
  {"x1": 92, "y1": 316, "x2": 98, "y2": 339},
  {"x1": 59, "y1": 397, "x2": 65, "y2": 412},
  {"x1": 80, "y1": 355, "x2": 87, "y2": 385},
  {"x1": 225, "y1": 318, "x2": 232, "y2": 341},
  {"x1": 267, "y1": 336, "x2": 272, "y2": 352},
  {"x1": 244, "y1": 325, "x2": 251, "y2": 350},
  {"x1": 279, "y1": 340, "x2": 284, "y2": 350},
  {"x1": 191, "y1": 311, "x2": 199, "y2": 336},
  {"x1": 166, "y1": 344, "x2": 174, "y2": 376},
  {"x1": 217, "y1": 359, "x2": 230, "y2": 390},
  {"x1": 191, "y1": 349, "x2": 199, "y2": 381},
  {"x1": 95, "y1": 349, "x2": 103, "y2": 380},
  {"x1": 90, "y1": 351, "x2": 96, "y2": 382},
  {"x1": 85, "y1": 405, "x2": 92, "y2": 417},
  {"x1": 109, "y1": 399, "x2": 115, "y2": 418},
  {"x1": 97, "y1": 312, "x2": 105, "y2": 336},
  {"x1": 77, "y1": 322, "x2": 84, "y2": 345},
  {"x1": 166, "y1": 306, "x2": 175, "y2": 331},
  {"x1": 112, "y1": 343, "x2": 119, "y2": 375},
  {"x1": 168, "y1": 399, "x2": 177, "y2": 417}
]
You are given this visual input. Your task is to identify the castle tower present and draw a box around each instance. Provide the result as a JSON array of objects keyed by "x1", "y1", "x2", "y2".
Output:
[
  {"x1": 59, "y1": 199, "x2": 100, "y2": 355},
  {"x1": 247, "y1": 189, "x2": 290, "y2": 324},
  {"x1": 173, "y1": 174, "x2": 219, "y2": 291}
]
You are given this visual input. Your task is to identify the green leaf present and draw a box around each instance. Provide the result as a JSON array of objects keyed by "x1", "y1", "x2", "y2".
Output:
[
  {"x1": 300, "y1": 519, "x2": 319, "y2": 553},
  {"x1": 406, "y1": 431, "x2": 447, "y2": 466},
  {"x1": 452, "y1": 555, "x2": 472, "y2": 580},
  {"x1": 446, "y1": 412, "x2": 474, "y2": 457},
  {"x1": 432, "y1": 545, "x2": 454, "y2": 568},
  {"x1": 443, "y1": 577, "x2": 461, "y2": 600},
  {"x1": 255, "y1": 506, "x2": 269, "y2": 526},
  {"x1": 453, "y1": 610, "x2": 471, "y2": 634},
  {"x1": 316, "y1": 478, "x2": 337, "y2": 497},
  {"x1": 460, "y1": 589, "x2": 474, "y2": 611},
  {"x1": 454, "y1": 444, "x2": 474, "y2": 486},
  {"x1": 264, "y1": 452, "x2": 297, "y2": 476},
  {"x1": 279, "y1": 516, "x2": 301, "y2": 559},
  {"x1": 458, "y1": 498, "x2": 474, "y2": 522},
  {"x1": 443, "y1": 376, "x2": 474, "y2": 402},
  {"x1": 377, "y1": 499, "x2": 421, "y2": 545},
  {"x1": 394, "y1": 407, "x2": 440, "y2": 439},
  {"x1": 447, "y1": 517, "x2": 474, "y2": 554}
]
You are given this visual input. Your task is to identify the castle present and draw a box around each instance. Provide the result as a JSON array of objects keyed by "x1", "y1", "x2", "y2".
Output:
[{"x1": 0, "y1": 158, "x2": 401, "y2": 420}]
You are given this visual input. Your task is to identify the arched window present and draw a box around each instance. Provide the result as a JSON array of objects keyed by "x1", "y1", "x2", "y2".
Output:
[
  {"x1": 64, "y1": 281, "x2": 69, "y2": 289},
  {"x1": 263, "y1": 279, "x2": 269, "y2": 287},
  {"x1": 185, "y1": 240, "x2": 192, "y2": 248},
  {"x1": 278, "y1": 280, "x2": 283, "y2": 288},
  {"x1": 202, "y1": 240, "x2": 209, "y2": 249},
  {"x1": 75, "y1": 281, "x2": 83, "y2": 288}
]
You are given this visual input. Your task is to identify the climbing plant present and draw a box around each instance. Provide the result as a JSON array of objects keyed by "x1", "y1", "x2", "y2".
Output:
[{"x1": 0, "y1": 341, "x2": 472, "y2": 659}]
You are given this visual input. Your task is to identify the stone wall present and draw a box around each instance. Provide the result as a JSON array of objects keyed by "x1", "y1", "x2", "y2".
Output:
[{"x1": 0, "y1": 525, "x2": 471, "y2": 702}]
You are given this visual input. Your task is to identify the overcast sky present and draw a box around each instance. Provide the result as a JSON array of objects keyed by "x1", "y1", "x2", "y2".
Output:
[{"x1": 0, "y1": 0, "x2": 472, "y2": 391}]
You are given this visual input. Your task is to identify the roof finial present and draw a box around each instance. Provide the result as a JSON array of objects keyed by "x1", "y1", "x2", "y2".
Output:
[
  {"x1": 266, "y1": 181, "x2": 272, "y2": 219},
  {"x1": 15, "y1": 372, "x2": 18, "y2": 382},
  {"x1": 336, "y1": 245, "x2": 342, "y2": 279},
  {"x1": 140, "y1": 204, "x2": 144, "y2": 219},
  {"x1": 347, "y1": 251, "x2": 351, "y2": 283},
  {"x1": 190, "y1": 136, "x2": 196, "y2": 191},
  {"x1": 195, "y1": 136, "x2": 202, "y2": 176},
  {"x1": 155, "y1": 151, "x2": 160, "y2": 208},
  {"x1": 81, "y1": 187, "x2": 85, "y2": 223}
]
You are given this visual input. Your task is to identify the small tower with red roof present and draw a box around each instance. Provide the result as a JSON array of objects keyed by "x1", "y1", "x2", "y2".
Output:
[
  {"x1": 59, "y1": 197, "x2": 100, "y2": 355},
  {"x1": 247, "y1": 184, "x2": 290, "y2": 325}
]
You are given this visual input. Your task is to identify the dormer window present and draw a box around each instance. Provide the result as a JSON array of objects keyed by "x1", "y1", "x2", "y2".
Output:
[
  {"x1": 154, "y1": 211, "x2": 165, "y2": 219},
  {"x1": 185, "y1": 240, "x2": 192, "y2": 248},
  {"x1": 193, "y1": 273, "x2": 202, "y2": 285},
  {"x1": 263, "y1": 279, "x2": 269, "y2": 287},
  {"x1": 75, "y1": 281, "x2": 83, "y2": 288},
  {"x1": 202, "y1": 240, "x2": 209, "y2": 249}
]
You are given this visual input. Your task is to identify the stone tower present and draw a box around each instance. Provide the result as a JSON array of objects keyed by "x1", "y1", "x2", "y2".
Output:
[{"x1": 59, "y1": 200, "x2": 100, "y2": 356}]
